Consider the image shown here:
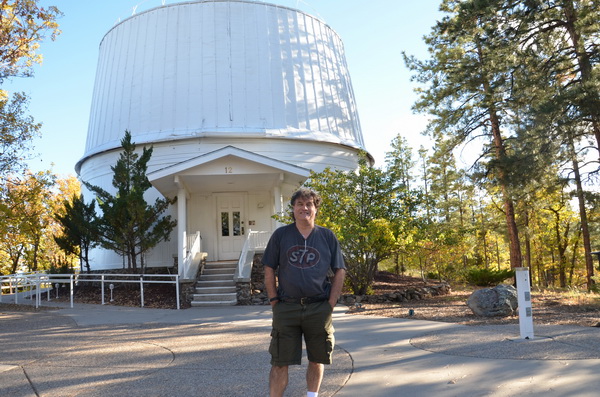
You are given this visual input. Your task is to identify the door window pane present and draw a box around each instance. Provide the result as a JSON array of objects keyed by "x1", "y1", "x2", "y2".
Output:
[
  {"x1": 233, "y1": 211, "x2": 241, "y2": 236},
  {"x1": 221, "y1": 212, "x2": 229, "y2": 236}
]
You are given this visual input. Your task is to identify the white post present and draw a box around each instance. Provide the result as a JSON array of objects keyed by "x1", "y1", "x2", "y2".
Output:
[
  {"x1": 101, "y1": 275, "x2": 105, "y2": 305},
  {"x1": 140, "y1": 276, "x2": 144, "y2": 308},
  {"x1": 176, "y1": 183, "x2": 187, "y2": 279},
  {"x1": 273, "y1": 183, "x2": 283, "y2": 229},
  {"x1": 70, "y1": 275, "x2": 74, "y2": 308},
  {"x1": 176, "y1": 275, "x2": 180, "y2": 310},
  {"x1": 515, "y1": 267, "x2": 534, "y2": 339},
  {"x1": 35, "y1": 277, "x2": 40, "y2": 308}
]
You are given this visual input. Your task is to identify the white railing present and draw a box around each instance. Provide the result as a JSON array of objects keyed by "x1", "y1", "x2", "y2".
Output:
[
  {"x1": 0, "y1": 271, "x2": 51, "y2": 305},
  {"x1": 183, "y1": 231, "x2": 204, "y2": 281},
  {"x1": 187, "y1": 232, "x2": 200, "y2": 254},
  {"x1": 1, "y1": 272, "x2": 180, "y2": 310},
  {"x1": 235, "y1": 230, "x2": 272, "y2": 282}
]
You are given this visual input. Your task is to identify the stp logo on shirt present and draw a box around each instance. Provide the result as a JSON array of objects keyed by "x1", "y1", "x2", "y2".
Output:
[{"x1": 287, "y1": 246, "x2": 321, "y2": 269}]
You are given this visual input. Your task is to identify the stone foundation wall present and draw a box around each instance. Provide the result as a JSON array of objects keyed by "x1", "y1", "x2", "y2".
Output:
[
  {"x1": 341, "y1": 283, "x2": 451, "y2": 306},
  {"x1": 180, "y1": 281, "x2": 196, "y2": 306},
  {"x1": 237, "y1": 255, "x2": 268, "y2": 305}
]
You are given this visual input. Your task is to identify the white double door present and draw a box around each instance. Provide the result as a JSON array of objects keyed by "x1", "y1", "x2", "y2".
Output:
[{"x1": 216, "y1": 194, "x2": 246, "y2": 261}]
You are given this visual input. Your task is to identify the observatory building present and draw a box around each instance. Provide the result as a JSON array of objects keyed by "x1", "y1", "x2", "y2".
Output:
[{"x1": 77, "y1": 0, "x2": 369, "y2": 281}]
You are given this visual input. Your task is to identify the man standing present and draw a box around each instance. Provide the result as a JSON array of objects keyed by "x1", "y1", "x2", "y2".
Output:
[{"x1": 263, "y1": 188, "x2": 346, "y2": 397}]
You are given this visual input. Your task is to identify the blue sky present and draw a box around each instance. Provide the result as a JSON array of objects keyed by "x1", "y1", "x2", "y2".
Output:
[{"x1": 5, "y1": 0, "x2": 442, "y2": 177}]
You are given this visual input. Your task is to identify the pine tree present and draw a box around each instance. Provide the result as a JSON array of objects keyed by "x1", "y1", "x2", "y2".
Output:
[
  {"x1": 506, "y1": 0, "x2": 599, "y2": 289},
  {"x1": 84, "y1": 131, "x2": 176, "y2": 273},
  {"x1": 404, "y1": 0, "x2": 524, "y2": 268},
  {"x1": 54, "y1": 194, "x2": 98, "y2": 273}
]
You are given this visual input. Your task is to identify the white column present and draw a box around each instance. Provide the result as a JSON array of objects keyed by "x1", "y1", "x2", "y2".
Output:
[
  {"x1": 273, "y1": 185, "x2": 283, "y2": 229},
  {"x1": 515, "y1": 267, "x2": 535, "y2": 339},
  {"x1": 176, "y1": 182, "x2": 187, "y2": 279}
]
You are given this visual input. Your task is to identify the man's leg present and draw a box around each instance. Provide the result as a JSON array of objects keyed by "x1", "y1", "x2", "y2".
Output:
[
  {"x1": 270, "y1": 365, "x2": 289, "y2": 397},
  {"x1": 306, "y1": 361, "x2": 324, "y2": 393}
]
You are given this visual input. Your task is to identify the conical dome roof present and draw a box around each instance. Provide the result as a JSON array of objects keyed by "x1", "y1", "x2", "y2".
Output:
[{"x1": 81, "y1": 0, "x2": 366, "y2": 164}]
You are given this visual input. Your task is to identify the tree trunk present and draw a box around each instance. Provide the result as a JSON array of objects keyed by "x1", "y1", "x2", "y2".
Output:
[
  {"x1": 11, "y1": 253, "x2": 20, "y2": 274},
  {"x1": 524, "y1": 210, "x2": 532, "y2": 269},
  {"x1": 563, "y1": 0, "x2": 600, "y2": 157},
  {"x1": 489, "y1": 110, "x2": 523, "y2": 269},
  {"x1": 568, "y1": 134, "x2": 595, "y2": 290}
]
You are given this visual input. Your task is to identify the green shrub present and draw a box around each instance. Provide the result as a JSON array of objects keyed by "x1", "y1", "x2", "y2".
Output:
[
  {"x1": 464, "y1": 267, "x2": 514, "y2": 286},
  {"x1": 426, "y1": 271, "x2": 444, "y2": 281},
  {"x1": 47, "y1": 258, "x2": 75, "y2": 275}
]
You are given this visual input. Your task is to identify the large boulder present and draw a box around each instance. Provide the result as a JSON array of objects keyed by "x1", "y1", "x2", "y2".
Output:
[{"x1": 467, "y1": 284, "x2": 518, "y2": 317}]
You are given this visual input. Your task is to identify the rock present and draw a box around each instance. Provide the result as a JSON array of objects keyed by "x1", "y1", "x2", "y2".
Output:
[
  {"x1": 346, "y1": 303, "x2": 365, "y2": 313},
  {"x1": 467, "y1": 284, "x2": 518, "y2": 317}
]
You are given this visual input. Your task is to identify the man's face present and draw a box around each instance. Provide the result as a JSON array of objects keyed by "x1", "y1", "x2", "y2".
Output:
[{"x1": 293, "y1": 196, "x2": 317, "y2": 224}]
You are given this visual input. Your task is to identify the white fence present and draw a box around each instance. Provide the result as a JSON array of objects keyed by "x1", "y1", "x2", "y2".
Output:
[{"x1": 0, "y1": 272, "x2": 180, "y2": 310}]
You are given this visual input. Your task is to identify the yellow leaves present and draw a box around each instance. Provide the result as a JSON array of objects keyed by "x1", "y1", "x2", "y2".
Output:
[
  {"x1": 0, "y1": 170, "x2": 78, "y2": 271},
  {"x1": 0, "y1": 0, "x2": 61, "y2": 80}
]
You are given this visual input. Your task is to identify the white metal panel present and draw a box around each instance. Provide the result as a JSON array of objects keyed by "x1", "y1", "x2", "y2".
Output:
[
  {"x1": 81, "y1": 0, "x2": 367, "y2": 167},
  {"x1": 202, "y1": 3, "x2": 218, "y2": 129}
]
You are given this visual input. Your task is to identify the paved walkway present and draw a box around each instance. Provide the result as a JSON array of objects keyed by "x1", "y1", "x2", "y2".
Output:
[{"x1": 1, "y1": 301, "x2": 599, "y2": 396}]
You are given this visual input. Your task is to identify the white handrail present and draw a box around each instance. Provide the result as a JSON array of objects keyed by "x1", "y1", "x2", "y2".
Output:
[
  {"x1": 235, "y1": 230, "x2": 271, "y2": 282},
  {"x1": 183, "y1": 231, "x2": 203, "y2": 281}
]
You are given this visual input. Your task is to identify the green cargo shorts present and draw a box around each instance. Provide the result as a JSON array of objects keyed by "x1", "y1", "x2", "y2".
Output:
[{"x1": 269, "y1": 300, "x2": 335, "y2": 366}]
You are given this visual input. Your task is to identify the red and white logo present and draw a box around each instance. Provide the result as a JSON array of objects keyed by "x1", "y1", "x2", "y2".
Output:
[{"x1": 287, "y1": 246, "x2": 320, "y2": 269}]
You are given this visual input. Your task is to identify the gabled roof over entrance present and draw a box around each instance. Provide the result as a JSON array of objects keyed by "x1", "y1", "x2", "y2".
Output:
[{"x1": 148, "y1": 146, "x2": 310, "y2": 197}]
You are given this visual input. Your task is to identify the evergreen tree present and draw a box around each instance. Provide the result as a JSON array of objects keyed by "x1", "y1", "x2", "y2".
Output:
[
  {"x1": 84, "y1": 131, "x2": 176, "y2": 273},
  {"x1": 512, "y1": 0, "x2": 600, "y2": 159},
  {"x1": 54, "y1": 194, "x2": 98, "y2": 273},
  {"x1": 405, "y1": 0, "x2": 524, "y2": 268},
  {"x1": 385, "y1": 135, "x2": 415, "y2": 190},
  {"x1": 505, "y1": 0, "x2": 599, "y2": 289}
]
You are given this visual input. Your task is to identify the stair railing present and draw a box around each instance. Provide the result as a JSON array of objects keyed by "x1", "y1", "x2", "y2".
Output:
[
  {"x1": 235, "y1": 230, "x2": 271, "y2": 282},
  {"x1": 182, "y1": 231, "x2": 202, "y2": 281}
]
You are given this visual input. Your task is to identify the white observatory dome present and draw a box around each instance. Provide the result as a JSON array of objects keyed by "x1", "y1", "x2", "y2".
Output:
[{"x1": 80, "y1": 0, "x2": 366, "y2": 165}]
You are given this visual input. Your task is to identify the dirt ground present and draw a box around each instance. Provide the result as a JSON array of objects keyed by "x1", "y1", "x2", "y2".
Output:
[
  {"x1": 3, "y1": 272, "x2": 599, "y2": 328},
  {"x1": 358, "y1": 272, "x2": 600, "y2": 327}
]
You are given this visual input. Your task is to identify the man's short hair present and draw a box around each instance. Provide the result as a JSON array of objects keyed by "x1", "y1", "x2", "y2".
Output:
[{"x1": 290, "y1": 188, "x2": 322, "y2": 220}]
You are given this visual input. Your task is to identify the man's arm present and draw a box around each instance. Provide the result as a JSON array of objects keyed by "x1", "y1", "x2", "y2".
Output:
[
  {"x1": 264, "y1": 266, "x2": 279, "y2": 307},
  {"x1": 328, "y1": 268, "x2": 346, "y2": 308}
]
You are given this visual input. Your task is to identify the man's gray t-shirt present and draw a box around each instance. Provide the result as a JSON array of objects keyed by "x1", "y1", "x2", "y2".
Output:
[{"x1": 262, "y1": 223, "x2": 345, "y2": 299}]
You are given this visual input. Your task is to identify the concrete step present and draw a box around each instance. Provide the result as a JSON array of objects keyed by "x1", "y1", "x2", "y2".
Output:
[
  {"x1": 191, "y1": 260, "x2": 239, "y2": 306},
  {"x1": 192, "y1": 292, "x2": 237, "y2": 302},
  {"x1": 195, "y1": 286, "x2": 236, "y2": 294},
  {"x1": 204, "y1": 261, "x2": 238, "y2": 269},
  {"x1": 198, "y1": 274, "x2": 233, "y2": 282},
  {"x1": 196, "y1": 280, "x2": 235, "y2": 288},
  {"x1": 202, "y1": 267, "x2": 236, "y2": 275},
  {"x1": 190, "y1": 300, "x2": 237, "y2": 307},
  {"x1": 205, "y1": 260, "x2": 237, "y2": 267}
]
